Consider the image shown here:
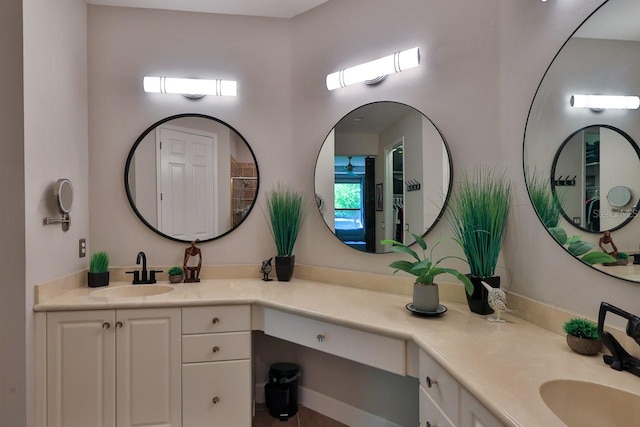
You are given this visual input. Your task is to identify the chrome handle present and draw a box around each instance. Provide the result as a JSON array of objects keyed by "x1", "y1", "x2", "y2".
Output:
[
  {"x1": 426, "y1": 376, "x2": 437, "y2": 388},
  {"x1": 316, "y1": 334, "x2": 325, "y2": 343},
  {"x1": 212, "y1": 317, "x2": 220, "y2": 325},
  {"x1": 212, "y1": 396, "x2": 219, "y2": 404},
  {"x1": 115, "y1": 321, "x2": 123, "y2": 329},
  {"x1": 212, "y1": 346, "x2": 220, "y2": 353},
  {"x1": 102, "y1": 322, "x2": 110, "y2": 329}
]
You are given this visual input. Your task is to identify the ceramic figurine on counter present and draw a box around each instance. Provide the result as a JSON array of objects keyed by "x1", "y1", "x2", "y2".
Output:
[
  {"x1": 599, "y1": 231, "x2": 619, "y2": 258},
  {"x1": 183, "y1": 240, "x2": 202, "y2": 283},
  {"x1": 481, "y1": 281, "x2": 516, "y2": 322},
  {"x1": 261, "y1": 257, "x2": 273, "y2": 281}
]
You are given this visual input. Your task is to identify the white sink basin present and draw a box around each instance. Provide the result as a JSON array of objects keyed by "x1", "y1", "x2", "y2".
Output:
[
  {"x1": 540, "y1": 379, "x2": 640, "y2": 426},
  {"x1": 91, "y1": 285, "x2": 174, "y2": 298}
]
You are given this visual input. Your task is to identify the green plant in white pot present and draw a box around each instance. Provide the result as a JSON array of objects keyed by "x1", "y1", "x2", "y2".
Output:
[
  {"x1": 382, "y1": 233, "x2": 472, "y2": 313},
  {"x1": 448, "y1": 167, "x2": 511, "y2": 315},
  {"x1": 264, "y1": 184, "x2": 309, "y2": 281}
]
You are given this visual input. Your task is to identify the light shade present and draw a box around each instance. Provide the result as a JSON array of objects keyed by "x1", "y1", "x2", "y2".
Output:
[
  {"x1": 326, "y1": 47, "x2": 420, "y2": 91},
  {"x1": 143, "y1": 76, "x2": 237, "y2": 97},
  {"x1": 570, "y1": 94, "x2": 640, "y2": 110}
]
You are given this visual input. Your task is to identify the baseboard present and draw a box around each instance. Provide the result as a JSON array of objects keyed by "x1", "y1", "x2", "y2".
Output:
[{"x1": 255, "y1": 382, "x2": 400, "y2": 427}]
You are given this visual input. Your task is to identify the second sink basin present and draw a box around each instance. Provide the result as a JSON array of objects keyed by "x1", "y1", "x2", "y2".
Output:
[
  {"x1": 91, "y1": 284, "x2": 174, "y2": 298},
  {"x1": 540, "y1": 379, "x2": 640, "y2": 426}
]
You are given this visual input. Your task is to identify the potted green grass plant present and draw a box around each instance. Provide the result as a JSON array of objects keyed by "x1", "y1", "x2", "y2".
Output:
[
  {"x1": 168, "y1": 266, "x2": 184, "y2": 284},
  {"x1": 448, "y1": 167, "x2": 511, "y2": 315},
  {"x1": 265, "y1": 184, "x2": 308, "y2": 281},
  {"x1": 564, "y1": 317, "x2": 602, "y2": 355},
  {"x1": 382, "y1": 233, "x2": 472, "y2": 313},
  {"x1": 88, "y1": 251, "x2": 110, "y2": 288},
  {"x1": 527, "y1": 168, "x2": 564, "y2": 228}
]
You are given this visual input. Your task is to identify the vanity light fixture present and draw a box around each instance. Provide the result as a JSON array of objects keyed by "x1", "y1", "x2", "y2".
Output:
[
  {"x1": 570, "y1": 94, "x2": 640, "y2": 110},
  {"x1": 326, "y1": 47, "x2": 420, "y2": 91},
  {"x1": 143, "y1": 76, "x2": 237, "y2": 98}
]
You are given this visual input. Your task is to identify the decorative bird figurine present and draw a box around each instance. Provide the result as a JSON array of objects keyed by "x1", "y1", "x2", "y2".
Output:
[
  {"x1": 481, "y1": 281, "x2": 516, "y2": 322},
  {"x1": 261, "y1": 257, "x2": 273, "y2": 281}
]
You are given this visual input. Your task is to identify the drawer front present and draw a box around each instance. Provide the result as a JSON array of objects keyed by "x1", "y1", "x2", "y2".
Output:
[
  {"x1": 182, "y1": 305, "x2": 250, "y2": 334},
  {"x1": 419, "y1": 385, "x2": 455, "y2": 427},
  {"x1": 182, "y1": 332, "x2": 251, "y2": 363},
  {"x1": 182, "y1": 360, "x2": 251, "y2": 427},
  {"x1": 419, "y1": 349, "x2": 459, "y2": 425},
  {"x1": 460, "y1": 387, "x2": 505, "y2": 427},
  {"x1": 263, "y1": 308, "x2": 405, "y2": 375}
]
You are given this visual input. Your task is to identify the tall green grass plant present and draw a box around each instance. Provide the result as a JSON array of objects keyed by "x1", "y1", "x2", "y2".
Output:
[
  {"x1": 265, "y1": 184, "x2": 308, "y2": 257},
  {"x1": 527, "y1": 168, "x2": 564, "y2": 228},
  {"x1": 89, "y1": 251, "x2": 109, "y2": 273},
  {"x1": 448, "y1": 167, "x2": 511, "y2": 278}
]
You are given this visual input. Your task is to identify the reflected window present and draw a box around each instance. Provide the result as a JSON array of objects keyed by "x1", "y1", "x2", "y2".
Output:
[{"x1": 335, "y1": 175, "x2": 366, "y2": 251}]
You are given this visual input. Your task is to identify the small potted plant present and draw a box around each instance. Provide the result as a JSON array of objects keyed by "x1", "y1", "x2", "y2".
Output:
[
  {"x1": 264, "y1": 184, "x2": 309, "y2": 281},
  {"x1": 563, "y1": 317, "x2": 602, "y2": 355},
  {"x1": 168, "y1": 266, "x2": 183, "y2": 284},
  {"x1": 382, "y1": 233, "x2": 472, "y2": 313},
  {"x1": 88, "y1": 251, "x2": 109, "y2": 288},
  {"x1": 448, "y1": 167, "x2": 511, "y2": 315}
]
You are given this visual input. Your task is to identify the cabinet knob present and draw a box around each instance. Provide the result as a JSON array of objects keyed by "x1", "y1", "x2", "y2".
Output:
[
  {"x1": 212, "y1": 317, "x2": 220, "y2": 325},
  {"x1": 426, "y1": 421, "x2": 436, "y2": 427},
  {"x1": 212, "y1": 396, "x2": 220, "y2": 404},
  {"x1": 212, "y1": 346, "x2": 220, "y2": 353},
  {"x1": 426, "y1": 376, "x2": 437, "y2": 388},
  {"x1": 316, "y1": 334, "x2": 325, "y2": 343},
  {"x1": 102, "y1": 322, "x2": 110, "y2": 329},
  {"x1": 115, "y1": 321, "x2": 123, "y2": 329}
]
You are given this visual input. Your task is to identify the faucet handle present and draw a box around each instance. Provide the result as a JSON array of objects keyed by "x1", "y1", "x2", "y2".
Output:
[
  {"x1": 149, "y1": 270, "x2": 163, "y2": 284},
  {"x1": 125, "y1": 270, "x2": 140, "y2": 284}
]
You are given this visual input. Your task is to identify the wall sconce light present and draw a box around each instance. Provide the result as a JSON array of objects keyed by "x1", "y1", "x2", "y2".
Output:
[
  {"x1": 326, "y1": 47, "x2": 420, "y2": 91},
  {"x1": 570, "y1": 94, "x2": 640, "y2": 110},
  {"x1": 143, "y1": 76, "x2": 237, "y2": 98}
]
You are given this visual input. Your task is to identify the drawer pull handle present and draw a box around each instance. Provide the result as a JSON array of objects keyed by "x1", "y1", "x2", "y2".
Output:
[
  {"x1": 212, "y1": 396, "x2": 220, "y2": 404},
  {"x1": 115, "y1": 321, "x2": 123, "y2": 329},
  {"x1": 426, "y1": 376, "x2": 437, "y2": 388},
  {"x1": 212, "y1": 346, "x2": 220, "y2": 353},
  {"x1": 102, "y1": 322, "x2": 110, "y2": 329},
  {"x1": 212, "y1": 317, "x2": 220, "y2": 325},
  {"x1": 426, "y1": 422, "x2": 436, "y2": 427},
  {"x1": 316, "y1": 334, "x2": 325, "y2": 343}
]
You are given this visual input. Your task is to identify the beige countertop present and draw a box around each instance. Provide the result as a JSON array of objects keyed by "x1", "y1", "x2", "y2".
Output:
[{"x1": 34, "y1": 278, "x2": 640, "y2": 426}]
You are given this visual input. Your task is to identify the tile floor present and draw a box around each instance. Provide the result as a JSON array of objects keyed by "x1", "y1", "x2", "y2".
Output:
[{"x1": 252, "y1": 404, "x2": 347, "y2": 427}]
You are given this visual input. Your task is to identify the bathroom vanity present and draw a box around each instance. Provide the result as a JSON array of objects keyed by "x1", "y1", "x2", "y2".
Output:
[{"x1": 34, "y1": 276, "x2": 640, "y2": 427}]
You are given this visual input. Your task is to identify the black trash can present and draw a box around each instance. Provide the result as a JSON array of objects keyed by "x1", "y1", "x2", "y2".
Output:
[{"x1": 264, "y1": 362, "x2": 300, "y2": 420}]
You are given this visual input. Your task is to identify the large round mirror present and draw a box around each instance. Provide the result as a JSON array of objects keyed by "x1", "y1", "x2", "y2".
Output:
[
  {"x1": 125, "y1": 114, "x2": 259, "y2": 242},
  {"x1": 550, "y1": 125, "x2": 640, "y2": 233},
  {"x1": 314, "y1": 101, "x2": 452, "y2": 253},
  {"x1": 524, "y1": 0, "x2": 640, "y2": 282}
]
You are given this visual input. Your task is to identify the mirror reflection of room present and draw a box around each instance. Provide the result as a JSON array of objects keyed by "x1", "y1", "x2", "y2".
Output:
[{"x1": 315, "y1": 102, "x2": 452, "y2": 254}]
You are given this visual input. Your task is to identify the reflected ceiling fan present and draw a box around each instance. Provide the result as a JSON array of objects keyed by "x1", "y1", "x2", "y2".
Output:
[{"x1": 342, "y1": 156, "x2": 357, "y2": 175}]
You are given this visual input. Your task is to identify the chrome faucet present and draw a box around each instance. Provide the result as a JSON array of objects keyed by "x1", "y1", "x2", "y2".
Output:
[
  {"x1": 126, "y1": 251, "x2": 162, "y2": 284},
  {"x1": 597, "y1": 302, "x2": 640, "y2": 377}
]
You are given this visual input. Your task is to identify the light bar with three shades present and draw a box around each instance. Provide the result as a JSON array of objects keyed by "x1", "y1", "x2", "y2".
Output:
[{"x1": 326, "y1": 47, "x2": 420, "y2": 91}]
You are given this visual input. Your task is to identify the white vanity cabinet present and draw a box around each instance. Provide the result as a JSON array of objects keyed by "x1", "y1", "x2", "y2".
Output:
[
  {"x1": 419, "y1": 349, "x2": 504, "y2": 427},
  {"x1": 46, "y1": 308, "x2": 182, "y2": 427},
  {"x1": 181, "y1": 305, "x2": 252, "y2": 427}
]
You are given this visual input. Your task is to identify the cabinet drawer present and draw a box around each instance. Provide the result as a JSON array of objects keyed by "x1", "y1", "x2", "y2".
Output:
[
  {"x1": 263, "y1": 308, "x2": 405, "y2": 375},
  {"x1": 419, "y1": 349, "x2": 459, "y2": 425},
  {"x1": 182, "y1": 360, "x2": 251, "y2": 427},
  {"x1": 460, "y1": 387, "x2": 505, "y2": 427},
  {"x1": 182, "y1": 332, "x2": 251, "y2": 363},
  {"x1": 182, "y1": 305, "x2": 250, "y2": 334},
  {"x1": 419, "y1": 385, "x2": 455, "y2": 427}
]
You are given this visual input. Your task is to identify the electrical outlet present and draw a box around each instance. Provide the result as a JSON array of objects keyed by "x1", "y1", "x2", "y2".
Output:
[{"x1": 79, "y1": 238, "x2": 86, "y2": 258}]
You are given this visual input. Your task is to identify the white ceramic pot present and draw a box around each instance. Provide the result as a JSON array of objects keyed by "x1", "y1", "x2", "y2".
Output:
[{"x1": 413, "y1": 283, "x2": 439, "y2": 312}]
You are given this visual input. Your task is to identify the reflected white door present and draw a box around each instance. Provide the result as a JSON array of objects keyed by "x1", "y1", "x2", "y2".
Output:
[{"x1": 158, "y1": 127, "x2": 216, "y2": 240}]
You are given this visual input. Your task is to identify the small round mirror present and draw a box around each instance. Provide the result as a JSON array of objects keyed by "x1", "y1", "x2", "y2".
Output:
[
  {"x1": 607, "y1": 186, "x2": 632, "y2": 208},
  {"x1": 55, "y1": 179, "x2": 74, "y2": 214}
]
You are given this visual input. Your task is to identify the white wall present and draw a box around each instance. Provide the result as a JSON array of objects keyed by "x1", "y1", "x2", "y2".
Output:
[{"x1": 0, "y1": 1, "x2": 25, "y2": 425}]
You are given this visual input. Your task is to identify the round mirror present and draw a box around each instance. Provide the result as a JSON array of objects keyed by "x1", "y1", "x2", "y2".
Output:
[
  {"x1": 125, "y1": 114, "x2": 259, "y2": 243},
  {"x1": 314, "y1": 101, "x2": 452, "y2": 253},
  {"x1": 55, "y1": 178, "x2": 74, "y2": 214},
  {"x1": 550, "y1": 125, "x2": 640, "y2": 232},
  {"x1": 524, "y1": 0, "x2": 640, "y2": 282}
]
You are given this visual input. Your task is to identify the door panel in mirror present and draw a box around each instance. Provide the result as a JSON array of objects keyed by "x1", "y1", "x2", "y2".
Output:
[{"x1": 125, "y1": 114, "x2": 259, "y2": 243}]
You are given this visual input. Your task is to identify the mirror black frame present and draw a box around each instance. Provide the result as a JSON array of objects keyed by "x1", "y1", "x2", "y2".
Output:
[
  {"x1": 550, "y1": 124, "x2": 640, "y2": 233},
  {"x1": 314, "y1": 101, "x2": 454, "y2": 253},
  {"x1": 124, "y1": 113, "x2": 260, "y2": 243}
]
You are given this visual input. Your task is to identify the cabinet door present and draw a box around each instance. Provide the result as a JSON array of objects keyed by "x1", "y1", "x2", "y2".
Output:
[
  {"x1": 47, "y1": 310, "x2": 116, "y2": 427},
  {"x1": 419, "y1": 385, "x2": 455, "y2": 427},
  {"x1": 116, "y1": 308, "x2": 182, "y2": 427},
  {"x1": 182, "y1": 360, "x2": 251, "y2": 427}
]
